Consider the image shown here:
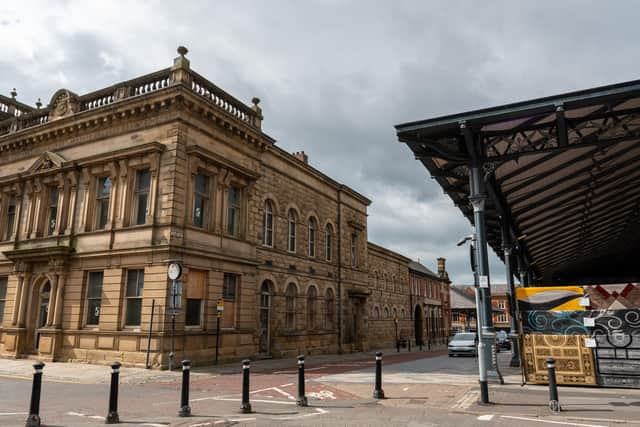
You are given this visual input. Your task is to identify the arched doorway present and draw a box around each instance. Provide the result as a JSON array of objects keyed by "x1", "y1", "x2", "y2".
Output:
[
  {"x1": 414, "y1": 305, "x2": 423, "y2": 346},
  {"x1": 258, "y1": 281, "x2": 272, "y2": 354},
  {"x1": 28, "y1": 280, "x2": 51, "y2": 352}
]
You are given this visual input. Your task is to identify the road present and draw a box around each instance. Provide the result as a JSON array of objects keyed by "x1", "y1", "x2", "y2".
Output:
[{"x1": 1, "y1": 350, "x2": 639, "y2": 426}]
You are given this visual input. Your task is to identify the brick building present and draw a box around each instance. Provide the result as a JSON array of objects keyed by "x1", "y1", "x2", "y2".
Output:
[
  {"x1": 0, "y1": 48, "x2": 449, "y2": 367},
  {"x1": 409, "y1": 259, "x2": 451, "y2": 344},
  {"x1": 449, "y1": 284, "x2": 510, "y2": 333}
]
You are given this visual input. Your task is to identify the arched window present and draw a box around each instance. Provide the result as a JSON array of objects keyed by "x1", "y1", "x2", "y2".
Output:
[
  {"x1": 307, "y1": 286, "x2": 317, "y2": 329},
  {"x1": 285, "y1": 283, "x2": 297, "y2": 329},
  {"x1": 287, "y1": 210, "x2": 297, "y2": 253},
  {"x1": 401, "y1": 308, "x2": 406, "y2": 319},
  {"x1": 325, "y1": 288, "x2": 335, "y2": 329},
  {"x1": 374, "y1": 306, "x2": 380, "y2": 319},
  {"x1": 263, "y1": 200, "x2": 274, "y2": 247},
  {"x1": 325, "y1": 224, "x2": 333, "y2": 261},
  {"x1": 383, "y1": 307, "x2": 389, "y2": 318},
  {"x1": 392, "y1": 307, "x2": 397, "y2": 319},
  {"x1": 308, "y1": 217, "x2": 317, "y2": 257}
]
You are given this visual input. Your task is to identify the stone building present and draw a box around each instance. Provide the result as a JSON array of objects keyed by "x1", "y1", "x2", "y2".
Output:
[
  {"x1": 410, "y1": 259, "x2": 451, "y2": 345},
  {"x1": 0, "y1": 48, "x2": 449, "y2": 366}
]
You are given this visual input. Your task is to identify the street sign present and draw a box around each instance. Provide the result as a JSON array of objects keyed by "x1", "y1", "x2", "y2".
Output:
[
  {"x1": 479, "y1": 275, "x2": 489, "y2": 288},
  {"x1": 217, "y1": 299, "x2": 224, "y2": 312},
  {"x1": 167, "y1": 308, "x2": 182, "y2": 316}
]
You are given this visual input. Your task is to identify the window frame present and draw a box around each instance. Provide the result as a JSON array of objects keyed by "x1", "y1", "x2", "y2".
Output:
[
  {"x1": 0, "y1": 276, "x2": 7, "y2": 324},
  {"x1": 221, "y1": 273, "x2": 239, "y2": 329},
  {"x1": 325, "y1": 224, "x2": 333, "y2": 262},
  {"x1": 133, "y1": 168, "x2": 151, "y2": 226},
  {"x1": 192, "y1": 172, "x2": 210, "y2": 229},
  {"x1": 3, "y1": 195, "x2": 16, "y2": 241},
  {"x1": 287, "y1": 209, "x2": 297, "y2": 253},
  {"x1": 307, "y1": 286, "x2": 317, "y2": 329},
  {"x1": 263, "y1": 200, "x2": 274, "y2": 247},
  {"x1": 84, "y1": 271, "x2": 104, "y2": 328},
  {"x1": 124, "y1": 269, "x2": 144, "y2": 327},
  {"x1": 285, "y1": 283, "x2": 297, "y2": 330},
  {"x1": 95, "y1": 176, "x2": 112, "y2": 230},
  {"x1": 308, "y1": 217, "x2": 317, "y2": 257},
  {"x1": 226, "y1": 185, "x2": 242, "y2": 237},
  {"x1": 46, "y1": 186, "x2": 59, "y2": 236}
]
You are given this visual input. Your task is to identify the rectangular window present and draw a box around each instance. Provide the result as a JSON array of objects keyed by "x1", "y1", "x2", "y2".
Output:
[
  {"x1": 452, "y1": 312, "x2": 460, "y2": 322},
  {"x1": 95, "y1": 177, "x2": 112, "y2": 230},
  {"x1": 134, "y1": 169, "x2": 151, "y2": 225},
  {"x1": 192, "y1": 173, "x2": 209, "y2": 228},
  {"x1": 350, "y1": 233, "x2": 357, "y2": 267},
  {"x1": 85, "y1": 271, "x2": 104, "y2": 326},
  {"x1": 4, "y1": 196, "x2": 16, "y2": 241},
  {"x1": 47, "y1": 187, "x2": 59, "y2": 235},
  {"x1": 125, "y1": 270, "x2": 144, "y2": 326},
  {"x1": 185, "y1": 270, "x2": 205, "y2": 327},
  {"x1": 222, "y1": 273, "x2": 238, "y2": 328},
  {"x1": 0, "y1": 276, "x2": 7, "y2": 323},
  {"x1": 226, "y1": 186, "x2": 241, "y2": 236}
]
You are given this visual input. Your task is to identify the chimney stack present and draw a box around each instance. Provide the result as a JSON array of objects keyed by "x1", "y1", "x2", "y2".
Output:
[
  {"x1": 437, "y1": 257, "x2": 446, "y2": 277},
  {"x1": 293, "y1": 151, "x2": 308, "y2": 164}
]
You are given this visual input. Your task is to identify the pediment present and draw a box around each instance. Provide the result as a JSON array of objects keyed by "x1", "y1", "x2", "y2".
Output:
[
  {"x1": 27, "y1": 151, "x2": 67, "y2": 174},
  {"x1": 48, "y1": 89, "x2": 79, "y2": 120}
]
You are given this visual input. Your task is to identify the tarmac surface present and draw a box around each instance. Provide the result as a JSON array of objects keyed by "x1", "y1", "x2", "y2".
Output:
[{"x1": 1, "y1": 346, "x2": 639, "y2": 426}]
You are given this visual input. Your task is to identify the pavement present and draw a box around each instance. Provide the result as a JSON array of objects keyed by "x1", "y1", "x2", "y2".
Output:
[{"x1": 1, "y1": 346, "x2": 640, "y2": 426}]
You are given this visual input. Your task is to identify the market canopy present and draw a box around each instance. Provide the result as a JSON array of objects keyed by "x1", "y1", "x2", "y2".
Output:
[{"x1": 396, "y1": 79, "x2": 640, "y2": 285}]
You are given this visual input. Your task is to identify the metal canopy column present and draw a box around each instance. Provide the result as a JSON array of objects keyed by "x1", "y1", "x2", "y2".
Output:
[
  {"x1": 501, "y1": 221, "x2": 520, "y2": 367},
  {"x1": 462, "y1": 121, "x2": 494, "y2": 404}
]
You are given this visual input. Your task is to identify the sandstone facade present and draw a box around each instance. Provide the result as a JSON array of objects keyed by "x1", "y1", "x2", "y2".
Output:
[{"x1": 0, "y1": 49, "x2": 449, "y2": 367}]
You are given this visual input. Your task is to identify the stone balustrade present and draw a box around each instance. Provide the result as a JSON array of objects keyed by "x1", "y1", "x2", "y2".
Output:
[{"x1": 0, "y1": 66, "x2": 262, "y2": 139}]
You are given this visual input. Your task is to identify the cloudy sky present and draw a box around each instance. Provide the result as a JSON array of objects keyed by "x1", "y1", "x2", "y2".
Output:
[{"x1": 1, "y1": 1, "x2": 637, "y2": 284}]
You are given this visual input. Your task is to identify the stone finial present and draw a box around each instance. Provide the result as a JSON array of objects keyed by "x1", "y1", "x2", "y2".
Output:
[
  {"x1": 172, "y1": 45, "x2": 191, "y2": 71},
  {"x1": 252, "y1": 97, "x2": 260, "y2": 107},
  {"x1": 10, "y1": 88, "x2": 17, "y2": 99},
  {"x1": 35, "y1": 98, "x2": 42, "y2": 109}
]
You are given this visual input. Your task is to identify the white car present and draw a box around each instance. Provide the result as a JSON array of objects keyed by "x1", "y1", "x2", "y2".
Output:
[{"x1": 448, "y1": 332, "x2": 478, "y2": 357}]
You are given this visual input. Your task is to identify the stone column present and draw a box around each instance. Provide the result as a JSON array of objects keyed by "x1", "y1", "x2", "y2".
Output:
[
  {"x1": 53, "y1": 273, "x2": 66, "y2": 328},
  {"x1": 64, "y1": 171, "x2": 79, "y2": 235},
  {"x1": 29, "y1": 178, "x2": 43, "y2": 239},
  {"x1": 17, "y1": 272, "x2": 32, "y2": 327},
  {"x1": 53, "y1": 175, "x2": 65, "y2": 236},
  {"x1": 11, "y1": 274, "x2": 24, "y2": 326},
  {"x1": 46, "y1": 275, "x2": 59, "y2": 326}
]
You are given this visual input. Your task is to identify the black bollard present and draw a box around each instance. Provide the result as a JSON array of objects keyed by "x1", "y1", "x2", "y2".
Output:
[
  {"x1": 106, "y1": 362, "x2": 121, "y2": 424},
  {"x1": 546, "y1": 358, "x2": 561, "y2": 413},
  {"x1": 408, "y1": 339, "x2": 411, "y2": 352},
  {"x1": 240, "y1": 359, "x2": 252, "y2": 413},
  {"x1": 179, "y1": 360, "x2": 192, "y2": 417},
  {"x1": 373, "y1": 352, "x2": 385, "y2": 399},
  {"x1": 297, "y1": 355, "x2": 308, "y2": 406},
  {"x1": 25, "y1": 361, "x2": 45, "y2": 427}
]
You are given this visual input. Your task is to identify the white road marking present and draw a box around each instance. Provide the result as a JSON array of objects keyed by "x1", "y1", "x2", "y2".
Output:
[
  {"x1": 89, "y1": 415, "x2": 106, "y2": 420},
  {"x1": 452, "y1": 390, "x2": 479, "y2": 409},
  {"x1": 140, "y1": 424, "x2": 167, "y2": 427},
  {"x1": 229, "y1": 418, "x2": 257, "y2": 422},
  {"x1": 477, "y1": 414, "x2": 494, "y2": 421},
  {"x1": 0, "y1": 412, "x2": 28, "y2": 416},
  {"x1": 501, "y1": 415, "x2": 607, "y2": 427},
  {"x1": 279, "y1": 383, "x2": 294, "y2": 387},
  {"x1": 209, "y1": 397, "x2": 297, "y2": 405},
  {"x1": 402, "y1": 387, "x2": 409, "y2": 392},
  {"x1": 307, "y1": 390, "x2": 337, "y2": 400},
  {"x1": 273, "y1": 386, "x2": 296, "y2": 400},
  {"x1": 273, "y1": 366, "x2": 326, "y2": 374}
]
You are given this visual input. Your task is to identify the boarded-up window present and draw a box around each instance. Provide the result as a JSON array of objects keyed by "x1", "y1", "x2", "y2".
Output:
[
  {"x1": 222, "y1": 273, "x2": 238, "y2": 328},
  {"x1": 185, "y1": 270, "x2": 206, "y2": 327}
]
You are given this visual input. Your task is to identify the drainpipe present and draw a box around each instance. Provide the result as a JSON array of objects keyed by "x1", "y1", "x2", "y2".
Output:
[{"x1": 337, "y1": 186, "x2": 343, "y2": 353}]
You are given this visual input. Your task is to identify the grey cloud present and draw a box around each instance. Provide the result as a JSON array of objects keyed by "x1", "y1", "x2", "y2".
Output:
[{"x1": 1, "y1": 0, "x2": 635, "y2": 283}]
